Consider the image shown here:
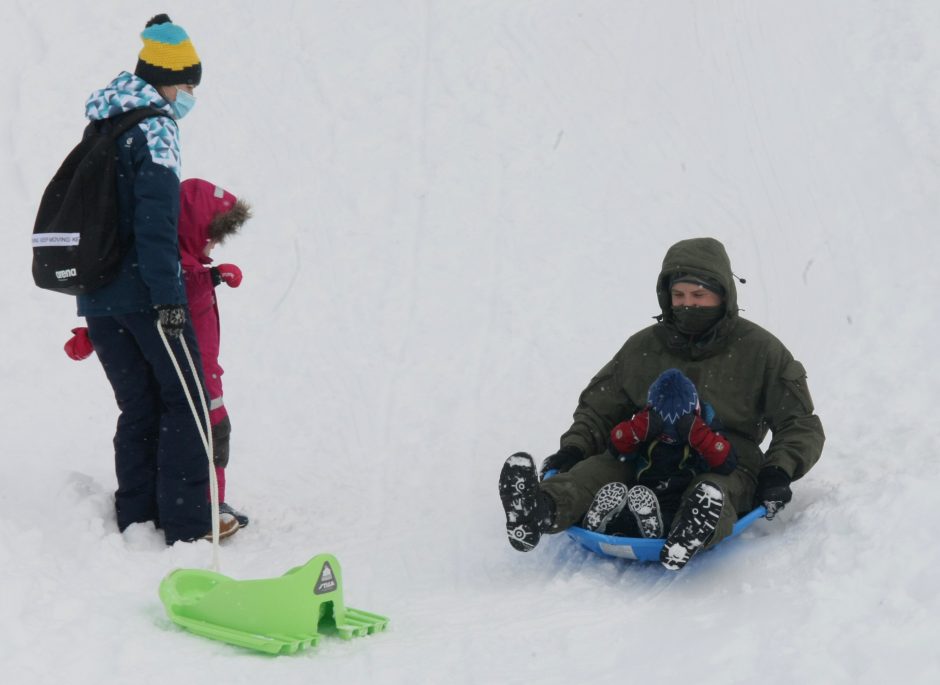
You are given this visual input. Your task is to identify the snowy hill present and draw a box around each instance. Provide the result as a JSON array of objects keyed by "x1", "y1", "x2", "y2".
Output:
[{"x1": 2, "y1": 2, "x2": 939, "y2": 683}]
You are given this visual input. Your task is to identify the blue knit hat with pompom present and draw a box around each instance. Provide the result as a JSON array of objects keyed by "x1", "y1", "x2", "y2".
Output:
[{"x1": 647, "y1": 369, "x2": 699, "y2": 426}]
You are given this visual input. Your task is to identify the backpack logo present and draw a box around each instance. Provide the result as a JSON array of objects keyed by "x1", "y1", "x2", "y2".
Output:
[{"x1": 55, "y1": 268, "x2": 77, "y2": 280}]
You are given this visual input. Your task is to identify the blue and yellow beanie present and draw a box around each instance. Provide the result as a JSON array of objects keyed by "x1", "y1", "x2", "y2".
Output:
[{"x1": 134, "y1": 14, "x2": 201, "y2": 87}]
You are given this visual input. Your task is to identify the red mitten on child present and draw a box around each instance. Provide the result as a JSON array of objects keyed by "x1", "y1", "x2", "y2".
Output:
[
  {"x1": 677, "y1": 412, "x2": 732, "y2": 468},
  {"x1": 64, "y1": 327, "x2": 94, "y2": 360},
  {"x1": 610, "y1": 407, "x2": 663, "y2": 455},
  {"x1": 214, "y1": 263, "x2": 242, "y2": 288}
]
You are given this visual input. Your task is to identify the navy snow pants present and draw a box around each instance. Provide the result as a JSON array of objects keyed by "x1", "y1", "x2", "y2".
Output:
[{"x1": 86, "y1": 311, "x2": 211, "y2": 544}]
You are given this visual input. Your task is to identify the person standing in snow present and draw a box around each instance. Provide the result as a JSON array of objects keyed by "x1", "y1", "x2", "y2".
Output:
[
  {"x1": 74, "y1": 15, "x2": 238, "y2": 544},
  {"x1": 66, "y1": 177, "x2": 254, "y2": 531},
  {"x1": 578, "y1": 368, "x2": 738, "y2": 541},
  {"x1": 177, "y1": 178, "x2": 253, "y2": 528},
  {"x1": 499, "y1": 237, "x2": 825, "y2": 570}
]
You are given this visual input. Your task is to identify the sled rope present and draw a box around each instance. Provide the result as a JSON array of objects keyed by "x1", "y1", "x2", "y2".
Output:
[{"x1": 158, "y1": 322, "x2": 221, "y2": 571}]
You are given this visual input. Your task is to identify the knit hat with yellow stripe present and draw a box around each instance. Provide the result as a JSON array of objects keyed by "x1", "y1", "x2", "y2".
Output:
[{"x1": 134, "y1": 14, "x2": 201, "y2": 87}]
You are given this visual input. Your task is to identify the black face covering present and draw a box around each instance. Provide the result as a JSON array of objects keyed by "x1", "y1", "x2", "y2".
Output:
[{"x1": 672, "y1": 306, "x2": 724, "y2": 336}]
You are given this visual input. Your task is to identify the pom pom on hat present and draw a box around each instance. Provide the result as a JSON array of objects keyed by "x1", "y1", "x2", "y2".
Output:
[
  {"x1": 146, "y1": 13, "x2": 172, "y2": 27},
  {"x1": 647, "y1": 369, "x2": 699, "y2": 425},
  {"x1": 135, "y1": 14, "x2": 201, "y2": 87}
]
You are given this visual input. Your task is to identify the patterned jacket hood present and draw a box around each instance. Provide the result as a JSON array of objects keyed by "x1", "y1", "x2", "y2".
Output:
[
  {"x1": 85, "y1": 71, "x2": 175, "y2": 121},
  {"x1": 84, "y1": 72, "x2": 182, "y2": 179}
]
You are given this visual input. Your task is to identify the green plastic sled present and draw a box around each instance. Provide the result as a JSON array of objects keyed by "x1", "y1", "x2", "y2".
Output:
[{"x1": 159, "y1": 553, "x2": 389, "y2": 655}]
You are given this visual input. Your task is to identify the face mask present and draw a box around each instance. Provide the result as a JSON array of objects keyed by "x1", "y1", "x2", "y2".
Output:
[
  {"x1": 171, "y1": 89, "x2": 196, "y2": 119},
  {"x1": 672, "y1": 306, "x2": 724, "y2": 336}
]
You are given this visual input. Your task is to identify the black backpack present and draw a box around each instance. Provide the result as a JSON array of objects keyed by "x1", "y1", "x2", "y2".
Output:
[{"x1": 31, "y1": 107, "x2": 164, "y2": 295}]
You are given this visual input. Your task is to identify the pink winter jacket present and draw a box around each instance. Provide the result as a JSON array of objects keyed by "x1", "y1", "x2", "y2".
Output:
[{"x1": 178, "y1": 179, "x2": 239, "y2": 426}]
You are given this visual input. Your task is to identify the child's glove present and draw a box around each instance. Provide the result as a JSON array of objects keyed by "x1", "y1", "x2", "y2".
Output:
[
  {"x1": 212, "y1": 263, "x2": 243, "y2": 288},
  {"x1": 676, "y1": 412, "x2": 734, "y2": 470},
  {"x1": 609, "y1": 407, "x2": 662, "y2": 456},
  {"x1": 64, "y1": 327, "x2": 94, "y2": 360}
]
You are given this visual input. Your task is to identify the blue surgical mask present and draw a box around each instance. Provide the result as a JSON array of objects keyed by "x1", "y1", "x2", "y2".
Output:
[{"x1": 171, "y1": 89, "x2": 196, "y2": 119}]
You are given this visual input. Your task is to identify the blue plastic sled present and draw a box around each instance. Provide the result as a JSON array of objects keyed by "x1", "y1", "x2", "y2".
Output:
[{"x1": 565, "y1": 506, "x2": 767, "y2": 561}]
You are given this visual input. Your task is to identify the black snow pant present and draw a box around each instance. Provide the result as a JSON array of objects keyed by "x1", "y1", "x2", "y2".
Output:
[{"x1": 86, "y1": 311, "x2": 211, "y2": 544}]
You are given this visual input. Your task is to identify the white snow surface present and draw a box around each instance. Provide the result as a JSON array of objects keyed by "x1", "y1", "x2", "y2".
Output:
[{"x1": 2, "y1": 2, "x2": 939, "y2": 683}]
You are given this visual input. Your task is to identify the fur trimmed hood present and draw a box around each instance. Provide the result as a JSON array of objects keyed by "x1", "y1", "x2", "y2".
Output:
[
  {"x1": 178, "y1": 178, "x2": 252, "y2": 269},
  {"x1": 208, "y1": 199, "x2": 251, "y2": 245}
]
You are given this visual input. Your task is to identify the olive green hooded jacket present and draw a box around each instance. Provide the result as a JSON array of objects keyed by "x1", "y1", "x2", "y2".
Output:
[{"x1": 559, "y1": 237, "x2": 824, "y2": 484}]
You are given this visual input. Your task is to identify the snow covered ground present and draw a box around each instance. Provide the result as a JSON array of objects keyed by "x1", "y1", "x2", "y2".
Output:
[{"x1": 2, "y1": 1, "x2": 938, "y2": 683}]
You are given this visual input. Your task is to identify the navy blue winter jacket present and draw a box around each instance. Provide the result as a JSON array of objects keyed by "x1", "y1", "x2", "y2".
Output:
[{"x1": 76, "y1": 72, "x2": 186, "y2": 317}]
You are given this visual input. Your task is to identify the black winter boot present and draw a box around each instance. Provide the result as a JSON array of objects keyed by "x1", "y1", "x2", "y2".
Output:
[
  {"x1": 499, "y1": 453, "x2": 554, "y2": 551},
  {"x1": 660, "y1": 481, "x2": 723, "y2": 570}
]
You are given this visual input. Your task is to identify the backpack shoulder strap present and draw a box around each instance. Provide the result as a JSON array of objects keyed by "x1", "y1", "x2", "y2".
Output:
[{"x1": 99, "y1": 107, "x2": 167, "y2": 140}]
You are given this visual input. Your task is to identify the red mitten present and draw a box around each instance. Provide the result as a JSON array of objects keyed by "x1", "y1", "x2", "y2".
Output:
[
  {"x1": 64, "y1": 327, "x2": 94, "y2": 360},
  {"x1": 216, "y1": 263, "x2": 242, "y2": 288},
  {"x1": 679, "y1": 413, "x2": 732, "y2": 468},
  {"x1": 610, "y1": 408, "x2": 662, "y2": 455}
]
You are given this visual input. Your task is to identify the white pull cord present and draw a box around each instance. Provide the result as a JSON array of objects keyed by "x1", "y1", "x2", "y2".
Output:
[{"x1": 157, "y1": 322, "x2": 221, "y2": 571}]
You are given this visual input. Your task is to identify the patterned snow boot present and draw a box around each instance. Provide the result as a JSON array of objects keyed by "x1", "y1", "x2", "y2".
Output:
[
  {"x1": 660, "y1": 481, "x2": 723, "y2": 570},
  {"x1": 499, "y1": 452, "x2": 553, "y2": 552},
  {"x1": 583, "y1": 482, "x2": 629, "y2": 533},
  {"x1": 626, "y1": 485, "x2": 664, "y2": 539}
]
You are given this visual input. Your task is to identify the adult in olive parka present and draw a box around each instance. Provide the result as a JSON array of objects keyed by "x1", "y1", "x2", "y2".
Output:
[{"x1": 498, "y1": 237, "x2": 825, "y2": 570}]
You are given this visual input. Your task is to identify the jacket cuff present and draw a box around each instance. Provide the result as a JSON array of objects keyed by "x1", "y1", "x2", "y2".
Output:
[
  {"x1": 559, "y1": 443, "x2": 586, "y2": 461},
  {"x1": 760, "y1": 464, "x2": 793, "y2": 483}
]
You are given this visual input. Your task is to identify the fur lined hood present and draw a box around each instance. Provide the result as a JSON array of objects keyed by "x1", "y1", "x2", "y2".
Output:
[{"x1": 178, "y1": 178, "x2": 252, "y2": 269}]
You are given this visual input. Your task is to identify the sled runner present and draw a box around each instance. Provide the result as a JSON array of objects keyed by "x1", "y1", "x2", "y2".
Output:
[
  {"x1": 565, "y1": 505, "x2": 766, "y2": 561},
  {"x1": 159, "y1": 553, "x2": 389, "y2": 655}
]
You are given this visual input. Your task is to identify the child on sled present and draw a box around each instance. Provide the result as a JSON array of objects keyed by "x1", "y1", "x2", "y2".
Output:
[{"x1": 580, "y1": 368, "x2": 737, "y2": 540}]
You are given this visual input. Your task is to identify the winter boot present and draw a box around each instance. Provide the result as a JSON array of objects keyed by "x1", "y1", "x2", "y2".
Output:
[
  {"x1": 626, "y1": 485, "x2": 664, "y2": 539},
  {"x1": 199, "y1": 514, "x2": 240, "y2": 541},
  {"x1": 219, "y1": 502, "x2": 250, "y2": 528},
  {"x1": 499, "y1": 452, "x2": 554, "y2": 552},
  {"x1": 583, "y1": 482, "x2": 629, "y2": 533},
  {"x1": 660, "y1": 481, "x2": 723, "y2": 570}
]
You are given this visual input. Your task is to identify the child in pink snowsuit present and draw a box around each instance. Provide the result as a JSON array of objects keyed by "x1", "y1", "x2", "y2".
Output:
[{"x1": 177, "y1": 178, "x2": 252, "y2": 527}]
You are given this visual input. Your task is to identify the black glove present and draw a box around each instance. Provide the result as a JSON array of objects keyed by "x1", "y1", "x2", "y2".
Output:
[
  {"x1": 754, "y1": 466, "x2": 792, "y2": 520},
  {"x1": 539, "y1": 445, "x2": 585, "y2": 479},
  {"x1": 155, "y1": 304, "x2": 186, "y2": 338},
  {"x1": 210, "y1": 266, "x2": 223, "y2": 287}
]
